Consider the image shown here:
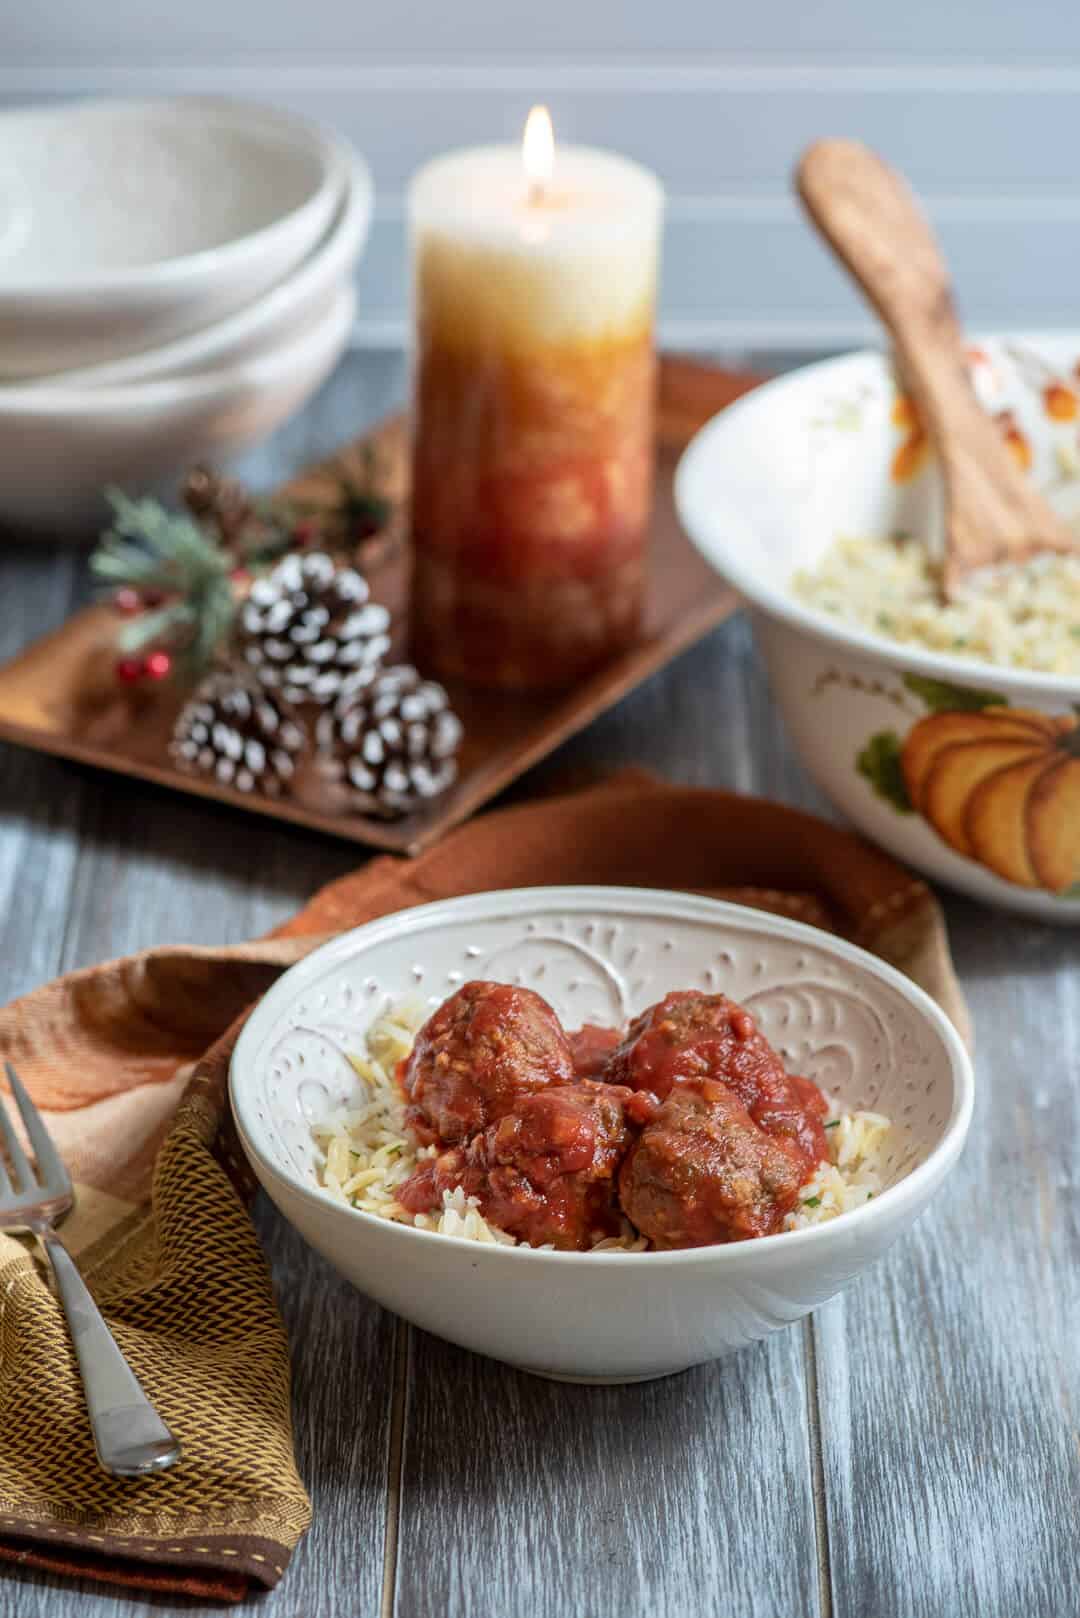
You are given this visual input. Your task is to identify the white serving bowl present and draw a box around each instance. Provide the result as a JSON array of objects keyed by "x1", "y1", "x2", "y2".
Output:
[
  {"x1": 0, "y1": 97, "x2": 347, "y2": 379},
  {"x1": 0, "y1": 283, "x2": 355, "y2": 532},
  {"x1": 230, "y1": 886, "x2": 973, "y2": 1383},
  {"x1": 21, "y1": 157, "x2": 372, "y2": 390},
  {"x1": 676, "y1": 337, "x2": 1080, "y2": 921}
]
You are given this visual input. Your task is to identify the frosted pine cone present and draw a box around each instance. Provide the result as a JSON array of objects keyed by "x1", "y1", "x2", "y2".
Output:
[
  {"x1": 236, "y1": 551, "x2": 391, "y2": 706},
  {"x1": 315, "y1": 665, "x2": 463, "y2": 818},
  {"x1": 170, "y1": 672, "x2": 308, "y2": 797}
]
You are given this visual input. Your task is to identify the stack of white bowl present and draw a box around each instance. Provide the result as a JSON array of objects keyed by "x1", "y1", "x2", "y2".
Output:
[{"x1": 0, "y1": 97, "x2": 373, "y2": 531}]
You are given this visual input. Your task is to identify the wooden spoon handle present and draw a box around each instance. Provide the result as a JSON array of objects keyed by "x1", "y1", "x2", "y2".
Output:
[
  {"x1": 797, "y1": 139, "x2": 961, "y2": 350},
  {"x1": 796, "y1": 138, "x2": 1075, "y2": 593}
]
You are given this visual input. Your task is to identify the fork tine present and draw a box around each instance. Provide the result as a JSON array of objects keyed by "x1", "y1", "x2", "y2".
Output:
[
  {"x1": 0, "y1": 1084, "x2": 35, "y2": 1192},
  {"x1": 5, "y1": 1064, "x2": 70, "y2": 1195}
]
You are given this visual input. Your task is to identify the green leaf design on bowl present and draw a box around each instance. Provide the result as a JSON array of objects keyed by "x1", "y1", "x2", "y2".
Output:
[
  {"x1": 856, "y1": 731, "x2": 912, "y2": 813},
  {"x1": 902, "y1": 673, "x2": 1005, "y2": 713}
]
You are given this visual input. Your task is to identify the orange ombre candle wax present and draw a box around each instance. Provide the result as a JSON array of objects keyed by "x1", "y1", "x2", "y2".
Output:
[{"x1": 408, "y1": 110, "x2": 663, "y2": 689}]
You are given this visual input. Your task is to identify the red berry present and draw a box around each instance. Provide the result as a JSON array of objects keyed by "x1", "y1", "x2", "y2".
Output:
[
  {"x1": 141, "y1": 589, "x2": 166, "y2": 609},
  {"x1": 230, "y1": 566, "x2": 252, "y2": 587},
  {"x1": 293, "y1": 519, "x2": 319, "y2": 547},
  {"x1": 114, "y1": 656, "x2": 143, "y2": 684},
  {"x1": 113, "y1": 587, "x2": 142, "y2": 616},
  {"x1": 144, "y1": 650, "x2": 172, "y2": 681}
]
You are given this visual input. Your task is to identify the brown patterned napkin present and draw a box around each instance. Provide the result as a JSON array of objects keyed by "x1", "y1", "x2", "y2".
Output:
[{"x1": 0, "y1": 770, "x2": 971, "y2": 1602}]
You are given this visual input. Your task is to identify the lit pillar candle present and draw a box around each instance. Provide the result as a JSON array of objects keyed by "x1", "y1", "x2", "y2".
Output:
[{"x1": 408, "y1": 108, "x2": 664, "y2": 689}]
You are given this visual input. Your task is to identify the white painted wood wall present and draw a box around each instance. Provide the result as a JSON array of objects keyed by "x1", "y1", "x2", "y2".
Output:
[{"x1": 7, "y1": 2, "x2": 1080, "y2": 349}]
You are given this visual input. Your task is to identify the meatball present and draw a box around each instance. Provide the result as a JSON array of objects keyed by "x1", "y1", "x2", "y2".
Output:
[
  {"x1": 619, "y1": 1079, "x2": 806, "y2": 1248},
  {"x1": 751, "y1": 1071, "x2": 830, "y2": 1170},
  {"x1": 397, "y1": 1081, "x2": 645, "y2": 1250},
  {"x1": 606, "y1": 990, "x2": 828, "y2": 1172},
  {"x1": 569, "y1": 1023, "x2": 623, "y2": 1080},
  {"x1": 400, "y1": 981, "x2": 574, "y2": 1145}
]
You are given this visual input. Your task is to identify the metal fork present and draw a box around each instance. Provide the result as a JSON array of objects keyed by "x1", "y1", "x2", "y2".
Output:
[{"x1": 0, "y1": 1062, "x2": 181, "y2": 1478}]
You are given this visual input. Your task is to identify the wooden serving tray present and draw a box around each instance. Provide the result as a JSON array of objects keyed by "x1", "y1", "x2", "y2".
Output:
[{"x1": 0, "y1": 356, "x2": 758, "y2": 855}]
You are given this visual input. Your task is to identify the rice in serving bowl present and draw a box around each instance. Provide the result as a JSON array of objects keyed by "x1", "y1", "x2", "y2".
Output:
[
  {"x1": 793, "y1": 533, "x2": 1080, "y2": 676},
  {"x1": 311, "y1": 1004, "x2": 893, "y2": 1251}
]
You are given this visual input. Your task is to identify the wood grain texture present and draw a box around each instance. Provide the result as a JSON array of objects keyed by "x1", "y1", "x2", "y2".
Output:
[
  {"x1": 395, "y1": 1326, "x2": 822, "y2": 1618},
  {"x1": 813, "y1": 898, "x2": 1080, "y2": 1618},
  {"x1": 0, "y1": 350, "x2": 1078, "y2": 1618},
  {"x1": 0, "y1": 546, "x2": 87, "y2": 1002},
  {"x1": 796, "y1": 138, "x2": 1077, "y2": 591}
]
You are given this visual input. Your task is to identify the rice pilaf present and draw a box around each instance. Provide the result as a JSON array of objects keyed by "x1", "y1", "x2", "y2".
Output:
[{"x1": 793, "y1": 533, "x2": 1080, "y2": 675}]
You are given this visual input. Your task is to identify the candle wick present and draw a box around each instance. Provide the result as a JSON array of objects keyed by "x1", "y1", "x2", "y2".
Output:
[{"x1": 528, "y1": 180, "x2": 546, "y2": 208}]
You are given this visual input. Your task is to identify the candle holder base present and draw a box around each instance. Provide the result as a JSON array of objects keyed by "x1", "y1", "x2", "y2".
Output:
[{"x1": 0, "y1": 357, "x2": 758, "y2": 855}]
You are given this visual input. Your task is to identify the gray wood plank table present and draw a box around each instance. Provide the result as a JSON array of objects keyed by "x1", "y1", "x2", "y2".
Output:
[{"x1": 1, "y1": 351, "x2": 1077, "y2": 1618}]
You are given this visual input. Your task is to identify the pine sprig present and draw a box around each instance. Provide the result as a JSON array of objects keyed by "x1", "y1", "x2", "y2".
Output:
[
  {"x1": 91, "y1": 489, "x2": 235, "y2": 673},
  {"x1": 89, "y1": 452, "x2": 395, "y2": 683},
  {"x1": 276, "y1": 447, "x2": 393, "y2": 545},
  {"x1": 117, "y1": 602, "x2": 193, "y2": 657},
  {"x1": 339, "y1": 446, "x2": 393, "y2": 539}
]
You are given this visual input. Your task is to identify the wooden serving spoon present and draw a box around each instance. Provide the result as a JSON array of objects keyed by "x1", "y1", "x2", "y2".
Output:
[{"x1": 796, "y1": 138, "x2": 1076, "y2": 599}]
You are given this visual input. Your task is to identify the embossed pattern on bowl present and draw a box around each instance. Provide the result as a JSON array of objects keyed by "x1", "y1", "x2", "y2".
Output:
[{"x1": 230, "y1": 887, "x2": 973, "y2": 1380}]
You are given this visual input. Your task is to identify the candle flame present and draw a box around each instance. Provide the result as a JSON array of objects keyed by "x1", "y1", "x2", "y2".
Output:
[{"x1": 522, "y1": 104, "x2": 555, "y2": 197}]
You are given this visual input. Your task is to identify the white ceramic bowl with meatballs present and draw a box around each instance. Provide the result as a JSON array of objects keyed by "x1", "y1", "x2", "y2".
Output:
[
  {"x1": 230, "y1": 886, "x2": 973, "y2": 1382},
  {"x1": 675, "y1": 337, "x2": 1080, "y2": 920}
]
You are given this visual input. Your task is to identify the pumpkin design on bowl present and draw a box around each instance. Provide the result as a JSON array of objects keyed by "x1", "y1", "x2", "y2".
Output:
[{"x1": 901, "y1": 707, "x2": 1080, "y2": 893}]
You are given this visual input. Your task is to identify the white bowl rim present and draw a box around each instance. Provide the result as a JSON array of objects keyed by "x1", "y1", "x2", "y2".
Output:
[
  {"x1": 21, "y1": 153, "x2": 372, "y2": 391},
  {"x1": 230, "y1": 884, "x2": 974, "y2": 1269},
  {"x1": 0, "y1": 96, "x2": 345, "y2": 297},
  {"x1": 675, "y1": 338, "x2": 1080, "y2": 699},
  {"x1": 0, "y1": 282, "x2": 356, "y2": 415}
]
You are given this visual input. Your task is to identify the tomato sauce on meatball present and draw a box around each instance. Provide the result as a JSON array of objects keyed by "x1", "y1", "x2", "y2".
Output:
[
  {"x1": 398, "y1": 1081, "x2": 651, "y2": 1250},
  {"x1": 400, "y1": 981, "x2": 574, "y2": 1145},
  {"x1": 605, "y1": 990, "x2": 828, "y2": 1174},
  {"x1": 393, "y1": 981, "x2": 830, "y2": 1252},
  {"x1": 618, "y1": 1078, "x2": 807, "y2": 1247},
  {"x1": 568, "y1": 1023, "x2": 623, "y2": 1080}
]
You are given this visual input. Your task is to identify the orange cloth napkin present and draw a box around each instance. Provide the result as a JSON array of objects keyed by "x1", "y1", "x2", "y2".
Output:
[{"x1": 0, "y1": 771, "x2": 970, "y2": 1601}]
